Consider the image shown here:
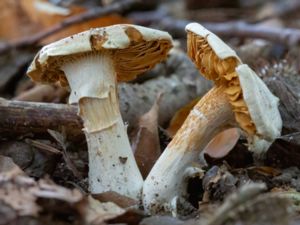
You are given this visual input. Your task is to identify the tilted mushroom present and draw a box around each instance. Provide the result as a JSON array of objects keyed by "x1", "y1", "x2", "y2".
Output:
[
  {"x1": 143, "y1": 22, "x2": 282, "y2": 214},
  {"x1": 27, "y1": 24, "x2": 173, "y2": 200}
]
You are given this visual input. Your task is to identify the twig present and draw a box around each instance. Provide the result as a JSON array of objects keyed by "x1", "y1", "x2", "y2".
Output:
[
  {"x1": 0, "y1": 0, "x2": 138, "y2": 54},
  {"x1": 25, "y1": 138, "x2": 62, "y2": 155},
  {"x1": 130, "y1": 13, "x2": 300, "y2": 46},
  {"x1": 48, "y1": 129, "x2": 83, "y2": 179},
  {"x1": 255, "y1": 0, "x2": 300, "y2": 22}
]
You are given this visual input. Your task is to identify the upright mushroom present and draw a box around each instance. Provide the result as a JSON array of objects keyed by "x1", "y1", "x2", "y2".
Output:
[
  {"x1": 27, "y1": 24, "x2": 173, "y2": 200},
  {"x1": 143, "y1": 23, "x2": 282, "y2": 214}
]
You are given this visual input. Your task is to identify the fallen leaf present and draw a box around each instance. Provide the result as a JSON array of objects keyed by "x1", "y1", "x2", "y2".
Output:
[
  {"x1": 0, "y1": 0, "x2": 131, "y2": 44},
  {"x1": 93, "y1": 191, "x2": 137, "y2": 208},
  {"x1": 133, "y1": 93, "x2": 163, "y2": 178},
  {"x1": 167, "y1": 97, "x2": 200, "y2": 137},
  {"x1": 0, "y1": 155, "x2": 23, "y2": 176},
  {"x1": 20, "y1": 0, "x2": 131, "y2": 44},
  {"x1": 0, "y1": 1, "x2": 36, "y2": 40},
  {"x1": 107, "y1": 208, "x2": 146, "y2": 225},
  {"x1": 79, "y1": 196, "x2": 126, "y2": 225},
  {"x1": 0, "y1": 169, "x2": 83, "y2": 224},
  {"x1": 140, "y1": 215, "x2": 184, "y2": 225},
  {"x1": 246, "y1": 166, "x2": 281, "y2": 177},
  {"x1": 202, "y1": 165, "x2": 238, "y2": 202},
  {"x1": 204, "y1": 128, "x2": 240, "y2": 159}
]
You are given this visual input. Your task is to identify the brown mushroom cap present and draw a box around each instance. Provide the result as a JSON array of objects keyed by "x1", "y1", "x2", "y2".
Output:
[{"x1": 27, "y1": 24, "x2": 173, "y2": 86}]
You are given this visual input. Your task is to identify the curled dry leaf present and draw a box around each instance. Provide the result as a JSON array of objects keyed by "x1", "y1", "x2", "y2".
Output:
[
  {"x1": 0, "y1": 167, "x2": 82, "y2": 223},
  {"x1": 203, "y1": 128, "x2": 240, "y2": 159},
  {"x1": 133, "y1": 93, "x2": 163, "y2": 178},
  {"x1": 167, "y1": 97, "x2": 200, "y2": 137}
]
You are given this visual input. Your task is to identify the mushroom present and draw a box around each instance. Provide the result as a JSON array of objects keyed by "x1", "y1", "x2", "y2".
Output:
[
  {"x1": 27, "y1": 24, "x2": 173, "y2": 200},
  {"x1": 142, "y1": 22, "x2": 282, "y2": 214}
]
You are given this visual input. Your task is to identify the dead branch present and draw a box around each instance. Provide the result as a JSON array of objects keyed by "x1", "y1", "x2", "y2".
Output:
[
  {"x1": 0, "y1": 51, "x2": 211, "y2": 140},
  {"x1": 0, "y1": 0, "x2": 138, "y2": 54},
  {"x1": 255, "y1": 0, "x2": 300, "y2": 21},
  {"x1": 130, "y1": 13, "x2": 300, "y2": 46}
]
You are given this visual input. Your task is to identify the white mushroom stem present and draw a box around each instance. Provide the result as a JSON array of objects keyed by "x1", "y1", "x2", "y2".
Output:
[
  {"x1": 143, "y1": 86, "x2": 235, "y2": 214},
  {"x1": 61, "y1": 53, "x2": 143, "y2": 199}
]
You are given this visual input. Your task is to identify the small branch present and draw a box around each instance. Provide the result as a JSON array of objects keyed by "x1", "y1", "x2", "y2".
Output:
[
  {"x1": 255, "y1": 0, "x2": 300, "y2": 21},
  {"x1": 0, "y1": 0, "x2": 138, "y2": 54},
  {"x1": 130, "y1": 13, "x2": 300, "y2": 46}
]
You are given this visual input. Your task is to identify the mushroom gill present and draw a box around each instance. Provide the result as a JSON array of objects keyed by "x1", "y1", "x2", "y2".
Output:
[
  {"x1": 187, "y1": 31, "x2": 256, "y2": 135},
  {"x1": 114, "y1": 40, "x2": 172, "y2": 82}
]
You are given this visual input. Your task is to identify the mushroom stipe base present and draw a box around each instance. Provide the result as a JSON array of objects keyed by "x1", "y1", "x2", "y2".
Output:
[{"x1": 143, "y1": 86, "x2": 235, "y2": 214}]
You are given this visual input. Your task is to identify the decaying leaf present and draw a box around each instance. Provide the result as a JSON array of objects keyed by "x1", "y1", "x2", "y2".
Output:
[
  {"x1": 167, "y1": 97, "x2": 200, "y2": 137},
  {"x1": 19, "y1": 0, "x2": 131, "y2": 44},
  {"x1": 79, "y1": 196, "x2": 126, "y2": 225},
  {"x1": 0, "y1": 165, "x2": 130, "y2": 224},
  {"x1": 93, "y1": 191, "x2": 138, "y2": 208},
  {"x1": 202, "y1": 165, "x2": 238, "y2": 203},
  {"x1": 133, "y1": 93, "x2": 163, "y2": 178},
  {"x1": 0, "y1": 155, "x2": 23, "y2": 175},
  {"x1": 246, "y1": 166, "x2": 281, "y2": 177},
  {"x1": 204, "y1": 128, "x2": 240, "y2": 159},
  {"x1": 0, "y1": 168, "x2": 81, "y2": 223}
]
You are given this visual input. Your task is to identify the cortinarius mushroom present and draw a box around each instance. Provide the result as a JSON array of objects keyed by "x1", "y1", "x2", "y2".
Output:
[
  {"x1": 27, "y1": 24, "x2": 172, "y2": 199},
  {"x1": 143, "y1": 23, "x2": 282, "y2": 213}
]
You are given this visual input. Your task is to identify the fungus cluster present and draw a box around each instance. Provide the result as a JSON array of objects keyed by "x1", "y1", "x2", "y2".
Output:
[{"x1": 26, "y1": 22, "x2": 282, "y2": 216}]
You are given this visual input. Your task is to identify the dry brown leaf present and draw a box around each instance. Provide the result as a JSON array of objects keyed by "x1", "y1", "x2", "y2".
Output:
[
  {"x1": 93, "y1": 191, "x2": 137, "y2": 208},
  {"x1": 204, "y1": 128, "x2": 240, "y2": 159},
  {"x1": 0, "y1": 0, "x2": 131, "y2": 42},
  {"x1": 0, "y1": 0, "x2": 37, "y2": 40},
  {"x1": 246, "y1": 166, "x2": 281, "y2": 177},
  {"x1": 20, "y1": 0, "x2": 131, "y2": 44},
  {"x1": 0, "y1": 169, "x2": 84, "y2": 223},
  {"x1": 79, "y1": 196, "x2": 126, "y2": 225},
  {"x1": 167, "y1": 97, "x2": 200, "y2": 137},
  {"x1": 133, "y1": 93, "x2": 162, "y2": 178},
  {"x1": 0, "y1": 155, "x2": 24, "y2": 176}
]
